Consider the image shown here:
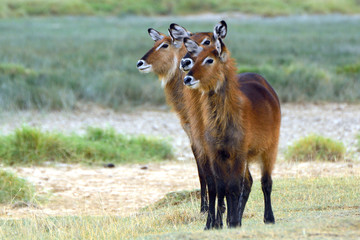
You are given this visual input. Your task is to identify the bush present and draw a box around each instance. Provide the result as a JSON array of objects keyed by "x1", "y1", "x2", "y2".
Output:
[
  {"x1": 0, "y1": 170, "x2": 36, "y2": 204},
  {"x1": 286, "y1": 135, "x2": 346, "y2": 162},
  {"x1": 0, "y1": 126, "x2": 173, "y2": 166}
]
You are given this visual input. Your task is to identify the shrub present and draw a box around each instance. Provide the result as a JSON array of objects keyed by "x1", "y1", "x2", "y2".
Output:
[
  {"x1": 286, "y1": 135, "x2": 346, "y2": 162},
  {"x1": 0, "y1": 170, "x2": 36, "y2": 204},
  {"x1": 0, "y1": 126, "x2": 173, "y2": 166},
  {"x1": 337, "y1": 62, "x2": 360, "y2": 75}
]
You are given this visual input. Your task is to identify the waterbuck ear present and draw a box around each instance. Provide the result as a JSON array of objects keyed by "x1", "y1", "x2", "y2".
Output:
[
  {"x1": 148, "y1": 28, "x2": 165, "y2": 42},
  {"x1": 215, "y1": 38, "x2": 227, "y2": 62},
  {"x1": 213, "y1": 20, "x2": 227, "y2": 39},
  {"x1": 184, "y1": 37, "x2": 203, "y2": 57},
  {"x1": 169, "y1": 23, "x2": 191, "y2": 48}
]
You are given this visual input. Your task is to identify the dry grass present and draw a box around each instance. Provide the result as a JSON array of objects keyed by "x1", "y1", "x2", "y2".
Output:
[{"x1": 0, "y1": 176, "x2": 359, "y2": 239}]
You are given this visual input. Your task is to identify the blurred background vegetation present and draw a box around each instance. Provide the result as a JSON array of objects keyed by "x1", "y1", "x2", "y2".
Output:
[
  {"x1": 0, "y1": 0, "x2": 360, "y2": 111},
  {"x1": 1, "y1": 0, "x2": 360, "y2": 17}
]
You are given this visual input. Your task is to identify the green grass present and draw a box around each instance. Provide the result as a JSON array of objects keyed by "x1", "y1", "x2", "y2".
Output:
[
  {"x1": 0, "y1": 126, "x2": 173, "y2": 166},
  {"x1": 1, "y1": 0, "x2": 360, "y2": 17},
  {"x1": 286, "y1": 135, "x2": 346, "y2": 162},
  {"x1": 0, "y1": 16, "x2": 360, "y2": 111},
  {"x1": 0, "y1": 176, "x2": 359, "y2": 239},
  {"x1": 0, "y1": 170, "x2": 37, "y2": 204}
]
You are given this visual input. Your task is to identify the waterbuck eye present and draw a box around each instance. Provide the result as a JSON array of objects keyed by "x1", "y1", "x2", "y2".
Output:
[
  {"x1": 203, "y1": 40, "x2": 211, "y2": 45},
  {"x1": 162, "y1": 43, "x2": 169, "y2": 48},
  {"x1": 206, "y1": 58, "x2": 214, "y2": 64}
]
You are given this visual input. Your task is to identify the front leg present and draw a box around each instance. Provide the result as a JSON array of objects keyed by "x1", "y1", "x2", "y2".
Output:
[
  {"x1": 191, "y1": 145, "x2": 208, "y2": 213},
  {"x1": 215, "y1": 178, "x2": 226, "y2": 229},
  {"x1": 204, "y1": 174, "x2": 217, "y2": 230}
]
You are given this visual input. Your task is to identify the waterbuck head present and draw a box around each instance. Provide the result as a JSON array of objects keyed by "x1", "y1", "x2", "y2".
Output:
[
  {"x1": 180, "y1": 20, "x2": 227, "y2": 72},
  {"x1": 137, "y1": 23, "x2": 226, "y2": 87},
  {"x1": 136, "y1": 28, "x2": 181, "y2": 83},
  {"x1": 183, "y1": 37, "x2": 230, "y2": 92}
]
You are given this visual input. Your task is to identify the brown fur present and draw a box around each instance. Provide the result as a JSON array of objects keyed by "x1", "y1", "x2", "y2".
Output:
[
  {"x1": 138, "y1": 30, "x2": 220, "y2": 216},
  {"x1": 185, "y1": 39, "x2": 281, "y2": 228}
]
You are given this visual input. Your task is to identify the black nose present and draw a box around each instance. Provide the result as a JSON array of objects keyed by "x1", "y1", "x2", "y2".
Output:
[
  {"x1": 181, "y1": 59, "x2": 191, "y2": 68},
  {"x1": 137, "y1": 60, "x2": 144, "y2": 68},
  {"x1": 184, "y1": 76, "x2": 192, "y2": 85}
]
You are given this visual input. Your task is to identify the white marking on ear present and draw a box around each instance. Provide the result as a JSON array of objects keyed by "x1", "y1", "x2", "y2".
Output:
[
  {"x1": 168, "y1": 30, "x2": 182, "y2": 48},
  {"x1": 148, "y1": 28, "x2": 164, "y2": 42},
  {"x1": 184, "y1": 38, "x2": 203, "y2": 57},
  {"x1": 213, "y1": 20, "x2": 227, "y2": 39},
  {"x1": 215, "y1": 38, "x2": 222, "y2": 56},
  {"x1": 169, "y1": 23, "x2": 191, "y2": 40},
  {"x1": 215, "y1": 38, "x2": 227, "y2": 62},
  {"x1": 169, "y1": 23, "x2": 191, "y2": 49}
]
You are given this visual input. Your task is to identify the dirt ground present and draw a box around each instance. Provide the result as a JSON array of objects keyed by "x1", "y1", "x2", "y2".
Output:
[{"x1": 0, "y1": 103, "x2": 360, "y2": 218}]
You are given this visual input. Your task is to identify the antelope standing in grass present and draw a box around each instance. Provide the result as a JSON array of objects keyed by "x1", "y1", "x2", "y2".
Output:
[
  {"x1": 183, "y1": 36, "x2": 281, "y2": 228},
  {"x1": 136, "y1": 22, "x2": 227, "y2": 215}
]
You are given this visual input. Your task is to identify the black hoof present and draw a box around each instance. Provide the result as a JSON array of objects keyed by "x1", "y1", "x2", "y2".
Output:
[
  {"x1": 204, "y1": 225, "x2": 212, "y2": 231},
  {"x1": 228, "y1": 221, "x2": 241, "y2": 228},
  {"x1": 264, "y1": 216, "x2": 275, "y2": 224}
]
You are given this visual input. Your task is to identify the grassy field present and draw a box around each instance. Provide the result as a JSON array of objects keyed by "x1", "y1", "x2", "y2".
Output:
[
  {"x1": 0, "y1": 15, "x2": 359, "y2": 111},
  {"x1": 0, "y1": 176, "x2": 359, "y2": 239},
  {"x1": 1, "y1": 0, "x2": 360, "y2": 18}
]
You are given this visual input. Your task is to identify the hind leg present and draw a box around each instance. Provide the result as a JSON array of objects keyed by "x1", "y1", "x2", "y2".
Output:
[
  {"x1": 238, "y1": 167, "x2": 253, "y2": 223},
  {"x1": 261, "y1": 148, "x2": 277, "y2": 224}
]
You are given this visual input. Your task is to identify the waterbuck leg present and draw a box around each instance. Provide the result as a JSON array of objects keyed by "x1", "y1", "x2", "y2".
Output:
[
  {"x1": 204, "y1": 173, "x2": 216, "y2": 230},
  {"x1": 191, "y1": 145, "x2": 208, "y2": 213},
  {"x1": 215, "y1": 179, "x2": 226, "y2": 229},
  {"x1": 238, "y1": 168, "x2": 253, "y2": 225},
  {"x1": 261, "y1": 173, "x2": 275, "y2": 224}
]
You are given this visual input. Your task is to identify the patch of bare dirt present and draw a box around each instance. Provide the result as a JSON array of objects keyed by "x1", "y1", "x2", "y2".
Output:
[
  {"x1": 0, "y1": 103, "x2": 360, "y2": 218},
  {"x1": 1, "y1": 161, "x2": 359, "y2": 218}
]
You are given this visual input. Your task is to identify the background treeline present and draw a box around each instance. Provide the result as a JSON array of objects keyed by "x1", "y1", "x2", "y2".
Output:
[{"x1": 1, "y1": 0, "x2": 360, "y2": 18}]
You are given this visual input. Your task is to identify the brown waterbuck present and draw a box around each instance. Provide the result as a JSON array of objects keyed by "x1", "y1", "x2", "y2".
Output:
[
  {"x1": 136, "y1": 22, "x2": 227, "y2": 215},
  {"x1": 183, "y1": 36, "x2": 281, "y2": 228}
]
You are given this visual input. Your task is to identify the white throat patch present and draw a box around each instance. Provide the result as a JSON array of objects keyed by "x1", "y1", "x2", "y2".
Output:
[{"x1": 161, "y1": 55, "x2": 178, "y2": 88}]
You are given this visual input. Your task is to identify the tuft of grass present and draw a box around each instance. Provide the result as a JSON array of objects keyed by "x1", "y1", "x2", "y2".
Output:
[
  {"x1": 0, "y1": 63, "x2": 38, "y2": 77},
  {"x1": 337, "y1": 62, "x2": 360, "y2": 75},
  {"x1": 0, "y1": 126, "x2": 173, "y2": 166},
  {"x1": 143, "y1": 189, "x2": 201, "y2": 211},
  {"x1": 286, "y1": 135, "x2": 346, "y2": 162},
  {"x1": 0, "y1": 170, "x2": 37, "y2": 204}
]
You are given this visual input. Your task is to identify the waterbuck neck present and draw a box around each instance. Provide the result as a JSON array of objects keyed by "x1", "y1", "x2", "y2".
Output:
[
  {"x1": 163, "y1": 66, "x2": 187, "y2": 117},
  {"x1": 204, "y1": 62, "x2": 242, "y2": 136}
]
